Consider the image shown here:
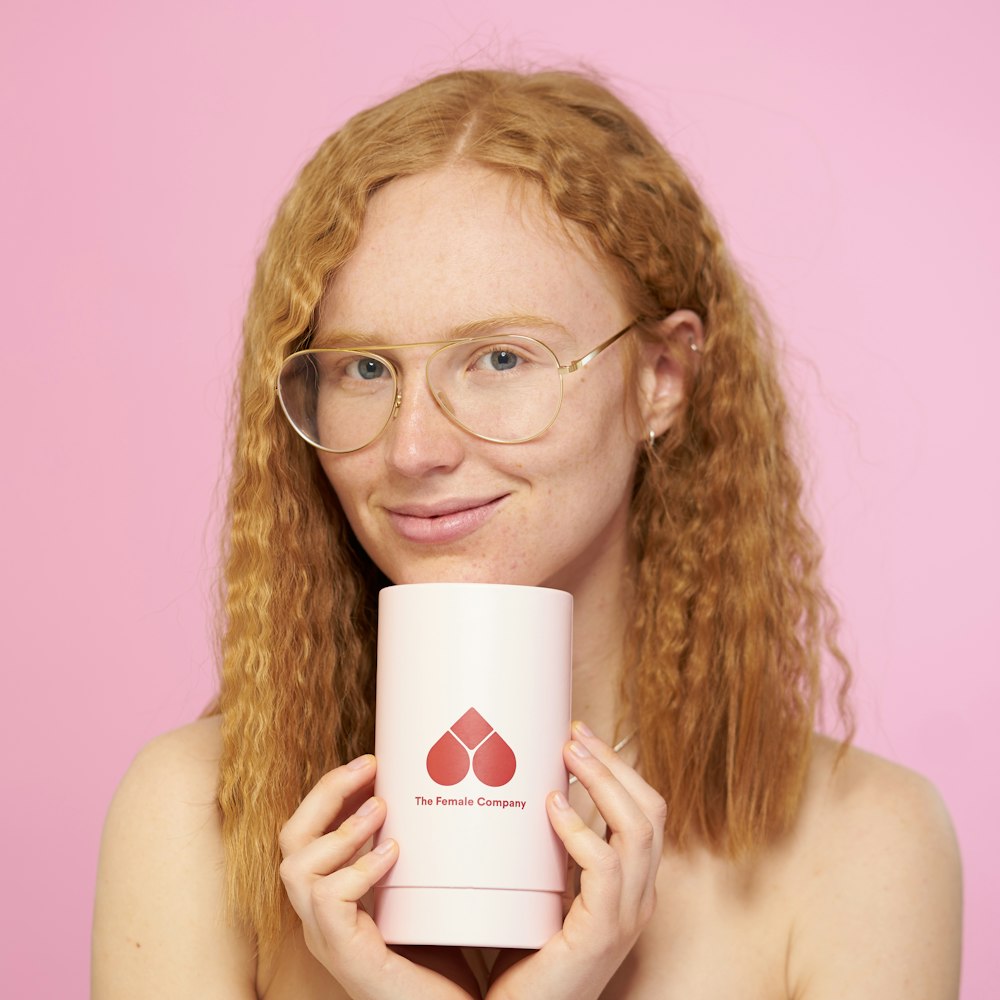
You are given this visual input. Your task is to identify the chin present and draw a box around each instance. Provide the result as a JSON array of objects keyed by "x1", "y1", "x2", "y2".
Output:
[{"x1": 380, "y1": 557, "x2": 551, "y2": 589}]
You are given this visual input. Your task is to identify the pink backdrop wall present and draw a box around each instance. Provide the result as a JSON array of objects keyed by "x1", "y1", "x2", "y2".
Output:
[{"x1": 3, "y1": 1, "x2": 996, "y2": 995}]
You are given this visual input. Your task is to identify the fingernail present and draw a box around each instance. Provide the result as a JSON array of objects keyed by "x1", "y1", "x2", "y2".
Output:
[
  {"x1": 569, "y1": 741, "x2": 591, "y2": 759},
  {"x1": 552, "y1": 791, "x2": 570, "y2": 810},
  {"x1": 573, "y1": 720, "x2": 594, "y2": 738},
  {"x1": 374, "y1": 838, "x2": 396, "y2": 855},
  {"x1": 357, "y1": 796, "x2": 379, "y2": 817},
  {"x1": 348, "y1": 754, "x2": 374, "y2": 771}
]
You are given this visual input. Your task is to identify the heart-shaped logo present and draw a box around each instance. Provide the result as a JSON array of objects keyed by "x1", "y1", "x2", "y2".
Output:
[{"x1": 426, "y1": 707, "x2": 517, "y2": 787}]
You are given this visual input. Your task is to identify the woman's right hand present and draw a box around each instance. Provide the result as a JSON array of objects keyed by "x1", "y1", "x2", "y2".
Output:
[{"x1": 278, "y1": 754, "x2": 479, "y2": 1000}]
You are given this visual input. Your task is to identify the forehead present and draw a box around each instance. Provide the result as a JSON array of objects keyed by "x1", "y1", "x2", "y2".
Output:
[{"x1": 317, "y1": 165, "x2": 626, "y2": 343}]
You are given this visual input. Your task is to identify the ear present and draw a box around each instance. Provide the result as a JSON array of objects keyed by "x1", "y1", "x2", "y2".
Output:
[{"x1": 635, "y1": 310, "x2": 704, "y2": 440}]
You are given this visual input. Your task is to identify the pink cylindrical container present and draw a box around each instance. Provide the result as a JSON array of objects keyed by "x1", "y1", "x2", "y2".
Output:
[{"x1": 373, "y1": 582, "x2": 572, "y2": 948}]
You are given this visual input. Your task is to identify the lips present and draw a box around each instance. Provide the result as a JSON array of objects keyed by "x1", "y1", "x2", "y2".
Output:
[{"x1": 384, "y1": 494, "x2": 508, "y2": 543}]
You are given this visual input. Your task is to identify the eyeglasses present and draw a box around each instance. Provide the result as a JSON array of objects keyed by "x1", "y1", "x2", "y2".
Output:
[{"x1": 276, "y1": 321, "x2": 637, "y2": 453}]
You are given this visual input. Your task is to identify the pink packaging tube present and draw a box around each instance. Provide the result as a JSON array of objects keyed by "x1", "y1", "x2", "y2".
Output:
[{"x1": 373, "y1": 582, "x2": 572, "y2": 948}]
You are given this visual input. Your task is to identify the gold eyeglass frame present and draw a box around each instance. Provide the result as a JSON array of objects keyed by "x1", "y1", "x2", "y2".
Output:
[{"x1": 276, "y1": 320, "x2": 638, "y2": 454}]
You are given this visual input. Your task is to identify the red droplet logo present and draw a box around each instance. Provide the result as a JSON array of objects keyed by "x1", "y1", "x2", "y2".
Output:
[
  {"x1": 425, "y1": 731, "x2": 470, "y2": 785},
  {"x1": 426, "y1": 708, "x2": 517, "y2": 787},
  {"x1": 473, "y1": 731, "x2": 517, "y2": 786}
]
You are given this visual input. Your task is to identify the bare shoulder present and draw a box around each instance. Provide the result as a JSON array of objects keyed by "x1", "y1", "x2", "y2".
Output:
[
  {"x1": 785, "y1": 735, "x2": 962, "y2": 999},
  {"x1": 101, "y1": 716, "x2": 225, "y2": 851},
  {"x1": 92, "y1": 716, "x2": 257, "y2": 999},
  {"x1": 796, "y1": 736, "x2": 960, "y2": 859},
  {"x1": 123, "y1": 714, "x2": 224, "y2": 791}
]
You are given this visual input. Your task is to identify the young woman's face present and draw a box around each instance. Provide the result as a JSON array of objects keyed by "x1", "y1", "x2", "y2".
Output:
[{"x1": 314, "y1": 165, "x2": 648, "y2": 595}]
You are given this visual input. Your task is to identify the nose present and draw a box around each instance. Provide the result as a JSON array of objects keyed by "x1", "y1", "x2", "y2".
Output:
[{"x1": 382, "y1": 375, "x2": 467, "y2": 477}]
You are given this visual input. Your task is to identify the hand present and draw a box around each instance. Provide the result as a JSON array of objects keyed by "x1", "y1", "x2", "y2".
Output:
[
  {"x1": 278, "y1": 754, "x2": 479, "y2": 1000},
  {"x1": 486, "y1": 722, "x2": 667, "y2": 1000}
]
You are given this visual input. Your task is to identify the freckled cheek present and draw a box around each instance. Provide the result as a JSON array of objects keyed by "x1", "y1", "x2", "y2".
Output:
[
  {"x1": 319, "y1": 454, "x2": 375, "y2": 501},
  {"x1": 566, "y1": 378, "x2": 633, "y2": 438},
  {"x1": 316, "y1": 469, "x2": 379, "y2": 540},
  {"x1": 562, "y1": 404, "x2": 635, "y2": 467}
]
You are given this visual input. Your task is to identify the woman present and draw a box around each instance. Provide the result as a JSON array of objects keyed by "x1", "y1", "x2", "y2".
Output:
[{"x1": 92, "y1": 69, "x2": 962, "y2": 998}]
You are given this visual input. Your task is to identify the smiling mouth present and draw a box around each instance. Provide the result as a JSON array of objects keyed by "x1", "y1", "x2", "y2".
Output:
[{"x1": 385, "y1": 495, "x2": 508, "y2": 543}]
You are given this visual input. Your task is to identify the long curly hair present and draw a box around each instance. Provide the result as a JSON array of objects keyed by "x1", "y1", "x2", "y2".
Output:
[{"x1": 208, "y1": 67, "x2": 853, "y2": 956}]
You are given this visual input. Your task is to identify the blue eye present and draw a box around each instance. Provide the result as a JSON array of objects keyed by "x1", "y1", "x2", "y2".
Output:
[
  {"x1": 354, "y1": 358, "x2": 387, "y2": 380},
  {"x1": 489, "y1": 350, "x2": 518, "y2": 371}
]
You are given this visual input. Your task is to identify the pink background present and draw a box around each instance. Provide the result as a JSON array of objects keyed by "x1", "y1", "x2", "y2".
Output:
[{"x1": 2, "y1": 1, "x2": 997, "y2": 996}]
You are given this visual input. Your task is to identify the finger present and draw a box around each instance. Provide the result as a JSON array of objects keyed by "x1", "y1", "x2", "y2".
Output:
[
  {"x1": 572, "y1": 721, "x2": 667, "y2": 832},
  {"x1": 572, "y1": 723, "x2": 667, "y2": 912},
  {"x1": 564, "y1": 739, "x2": 650, "y2": 842},
  {"x1": 280, "y1": 796, "x2": 386, "y2": 916},
  {"x1": 546, "y1": 789, "x2": 622, "y2": 919},
  {"x1": 310, "y1": 839, "x2": 398, "y2": 944},
  {"x1": 278, "y1": 754, "x2": 376, "y2": 857},
  {"x1": 563, "y1": 738, "x2": 659, "y2": 917},
  {"x1": 314, "y1": 868, "x2": 480, "y2": 1000},
  {"x1": 284, "y1": 796, "x2": 386, "y2": 879}
]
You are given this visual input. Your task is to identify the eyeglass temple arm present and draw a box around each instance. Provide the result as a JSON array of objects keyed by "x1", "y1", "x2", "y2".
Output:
[{"x1": 558, "y1": 321, "x2": 637, "y2": 375}]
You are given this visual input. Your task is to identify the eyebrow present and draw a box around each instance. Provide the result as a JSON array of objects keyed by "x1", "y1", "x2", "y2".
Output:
[{"x1": 310, "y1": 314, "x2": 571, "y2": 350}]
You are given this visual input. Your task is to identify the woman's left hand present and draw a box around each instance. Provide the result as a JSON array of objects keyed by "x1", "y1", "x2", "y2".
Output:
[{"x1": 486, "y1": 721, "x2": 667, "y2": 1000}]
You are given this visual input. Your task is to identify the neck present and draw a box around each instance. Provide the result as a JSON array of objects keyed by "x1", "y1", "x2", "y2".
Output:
[
  {"x1": 571, "y1": 605, "x2": 628, "y2": 745},
  {"x1": 546, "y1": 510, "x2": 635, "y2": 747}
]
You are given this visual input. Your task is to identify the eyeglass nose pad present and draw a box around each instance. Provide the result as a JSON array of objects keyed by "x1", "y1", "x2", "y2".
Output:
[
  {"x1": 435, "y1": 390, "x2": 457, "y2": 417},
  {"x1": 390, "y1": 390, "x2": 402, "y2": 419}
]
